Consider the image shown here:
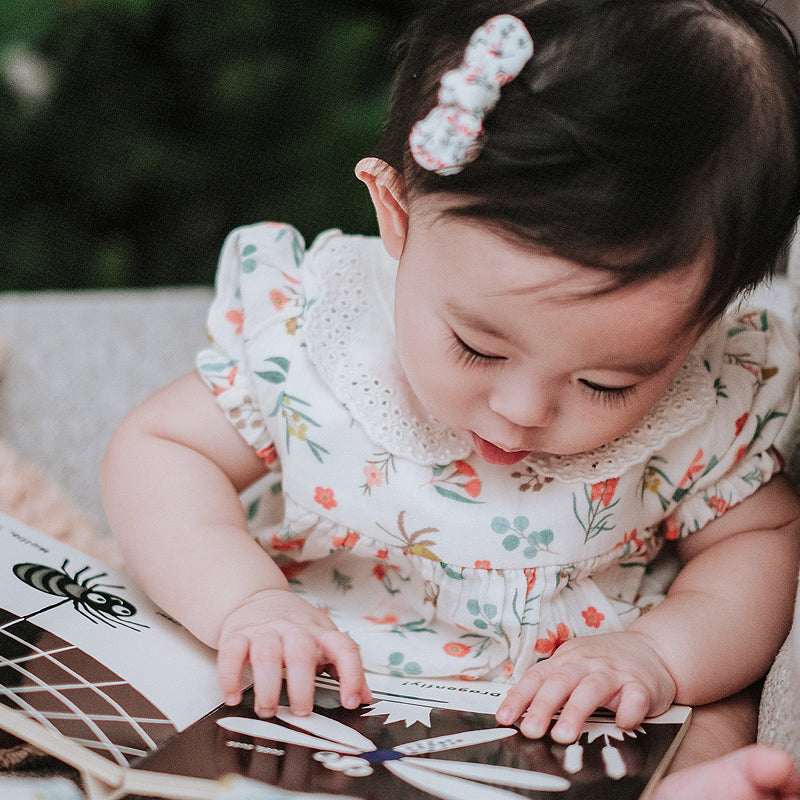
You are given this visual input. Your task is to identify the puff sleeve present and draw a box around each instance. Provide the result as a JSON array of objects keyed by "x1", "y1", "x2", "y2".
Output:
[
  {"x1": 196, "y1": 222, "x2": 308, "y2": 466},
  {"x1": 662, "y1": 310, "x2": 799, "y2": 539}
]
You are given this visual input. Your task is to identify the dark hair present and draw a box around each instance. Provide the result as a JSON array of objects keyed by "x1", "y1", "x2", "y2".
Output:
[{"x1": 377, "y1": 0, "x2": 800, "y2": 321}]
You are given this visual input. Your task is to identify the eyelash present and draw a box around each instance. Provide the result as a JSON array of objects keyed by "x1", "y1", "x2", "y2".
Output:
[
  {"x1": 580, "y1": 380, "x2": 636, "y2": 406},
  {"x1": 450, "y1": 334, "x2": 504, "y2": 369},
  {"x1": 450, "y1": 333, "x2": 637, "y2": 405}
]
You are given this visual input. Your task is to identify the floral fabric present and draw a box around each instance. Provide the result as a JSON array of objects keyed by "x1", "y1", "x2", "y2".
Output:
[{"x1": 198, "y1": 223, "x2": 799, "y2": 683}]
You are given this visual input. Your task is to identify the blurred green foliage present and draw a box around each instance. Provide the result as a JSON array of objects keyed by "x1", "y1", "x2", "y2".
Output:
[{"x1": 0, "y1": 0, "x2": 422, "y2": 289}]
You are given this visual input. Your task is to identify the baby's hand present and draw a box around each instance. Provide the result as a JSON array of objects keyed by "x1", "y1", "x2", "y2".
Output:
[
  {"x1": 496, "y1": 631, "x2": 677, "y2": 742},
  {"x1": 217, "y1": 588, "x2": 371, "y2": 717}
]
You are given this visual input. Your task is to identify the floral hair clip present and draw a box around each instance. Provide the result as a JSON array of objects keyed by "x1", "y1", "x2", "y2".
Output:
[{"x1": 409, "y1": 15, "x2": 534, "y2": 176}]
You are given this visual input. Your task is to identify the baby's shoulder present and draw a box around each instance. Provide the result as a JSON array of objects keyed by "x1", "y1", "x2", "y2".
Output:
[
  {"x1": 710, "y1": 309, "x2": 798, "y2": 386},
  {"x1": 675, "y1": 308, "x2": 798, "y2": 451}
]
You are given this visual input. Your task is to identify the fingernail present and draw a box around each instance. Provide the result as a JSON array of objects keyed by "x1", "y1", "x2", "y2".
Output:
[
  {"x1": 224, "y1": 693, "x2": 241, "y2": 706},
  {"x1": 346, "y1": 694, "x2": 362, "y2": 709},
  {"x1": 550, "y1": 724, "x2": 575, "y2": 744},
  {"x1": 255, "y1": 706, "x2": 276, "y2": 718},
  {"x1": 521, "y1": 717, "x2": 546, "y2": 738},
  {"x1": 496, "y1": 708, "x2": 515, "y2": 725}
]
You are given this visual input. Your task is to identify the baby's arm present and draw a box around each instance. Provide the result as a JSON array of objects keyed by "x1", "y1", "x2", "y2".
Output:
[
  {"x1": 100, "y1": 372, "x2": 371, "y2": 716},
  {"x1": 496, "y1": 475, "x2": 800, "y2": 740}
]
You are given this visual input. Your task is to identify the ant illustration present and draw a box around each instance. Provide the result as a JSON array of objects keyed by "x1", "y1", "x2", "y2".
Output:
[{"x1": 12, "y1": 559, "x2": 149, "y2": 631}]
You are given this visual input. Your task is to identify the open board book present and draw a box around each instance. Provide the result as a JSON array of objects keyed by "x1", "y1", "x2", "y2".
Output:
[{"x1": 0, "y1": 511, "x2": 691, "y2": 800}]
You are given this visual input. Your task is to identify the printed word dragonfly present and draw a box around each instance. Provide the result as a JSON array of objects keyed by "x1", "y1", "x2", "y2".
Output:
[{"x1": 219, "y1": 708, "x2": 570, "y2": 800}]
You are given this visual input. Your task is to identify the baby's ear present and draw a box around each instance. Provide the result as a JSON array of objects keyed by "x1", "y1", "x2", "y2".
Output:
[{"x1": 355, "y1": 157, "x2": 408, "y2": 259}]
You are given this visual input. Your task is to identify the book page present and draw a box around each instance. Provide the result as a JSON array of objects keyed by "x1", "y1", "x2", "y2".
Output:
[
  {"x1": 129, "y1": 674, "x2": 691, "y2": 800},
  {"x1": 0, "y1": 513, "x2": 222, "y2": 766}
]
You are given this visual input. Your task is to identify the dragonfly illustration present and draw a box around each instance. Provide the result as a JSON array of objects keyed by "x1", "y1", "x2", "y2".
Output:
[{"x1": 218, "y1": 707, "x2": 571, "y2": 800}]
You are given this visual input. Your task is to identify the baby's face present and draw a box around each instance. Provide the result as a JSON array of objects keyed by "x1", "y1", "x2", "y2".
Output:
[{"x1": 394, "y1": 212, "x2": 709, "y2": 464}]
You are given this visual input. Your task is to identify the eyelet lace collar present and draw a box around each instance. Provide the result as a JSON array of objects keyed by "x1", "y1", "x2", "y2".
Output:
[{"x1": 303, "y1": 232, "x2": 717, "y2": 481}]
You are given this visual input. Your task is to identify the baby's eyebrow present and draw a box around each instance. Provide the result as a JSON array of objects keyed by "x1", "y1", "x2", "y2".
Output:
[
  {"x1": 604, "y1": 355, "x2": 673, "y2": 378},
  {"x1": 445, "y1": 302, "x2": 510, "y2": 341},
  {"x1": 446, "y1": 300, "x2": 676, "y2": 378}
]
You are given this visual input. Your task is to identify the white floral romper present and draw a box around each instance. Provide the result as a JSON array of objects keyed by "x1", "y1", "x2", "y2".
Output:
[{"x1": 198, "y1": 223, "x2": 799, "y2": 684}]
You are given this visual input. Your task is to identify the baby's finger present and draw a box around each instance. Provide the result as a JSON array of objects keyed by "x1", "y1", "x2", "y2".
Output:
[
  {"x1": 217, "y1": 632, "x2": 250, "y2": 706},
  {"x1": 519, "y1": 669, "x2": 585, "y2": 738},
  {"x1": 549, "y1": 671, "x2": 621, "y2": 743},
  {"x1": 319, "y1": 631, "x2": 371, "y2": 709},
  {"x1": 249, "y1": 636, "x2": 286, "y2": 718},
  {"x1": 613, "y1": 682, "x2": 653, "y2": 731},
  {"x1": 282, "y1": 629, "x2": 322, "y2": 717},
  {"x1": 496, "y1": 670, "x2": 546, "y2": 726}
]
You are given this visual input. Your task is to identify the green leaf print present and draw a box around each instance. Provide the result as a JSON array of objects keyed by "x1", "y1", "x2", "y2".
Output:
[
  {"x1": 640, "y1": 456, "x2": 675, "y2": 511},
  {"x1": 440, "y1": 563, "x2": 464, "y2": 580},
  {"x1": 433, "y1": 485, "x2": 482, "y2": 504},
  {"x1": 256, "y1": 371, "x2": 287, "y2": 384},
  {"x1": 275, "y1": 226, "x2": 305, "y2": 267},
  {"x1": 491, "y1": 516, "x2": 556, "y2": 557},
  {"x1": 753, "y1": 411, "x2": 787, "y2": 442},
  {"x1": 260, "y1": 356, "x2": 329, "y2": 463},
  {"x1": 428, "y1": 462, "x2": 484, "y2": 504},
  {"x1": 246, "y1": 497, "x2": 260, "y2": 521},
  {"x1": 523, "y1": 529, "x2": 554, "y2": 559},
  {"x1": 332, "y1": 569, "x2": 352, "y2": 593},
  {"x1": 389, "y1": 618, "x2": 436, "y2": 637},
  {"x1": 202, "y1": 360, "x2": 236, "y2": 373},
  {"x1": 386, "y1": 652, "x2": 422, "y2": 676},
  {"x1": 241, "y1": 244, "x2": 258, "y2": 274},
  {"x1": 255, "y1": 356, "x2": 291, "y2": 384},
  {"x1": 465, "y1": 600, "x2": 504, "y2": 642},
  {"x1": 572, "y1": 483, "x2": 619, "y2": 544}
]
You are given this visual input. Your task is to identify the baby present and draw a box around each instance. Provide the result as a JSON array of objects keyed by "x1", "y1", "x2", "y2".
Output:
[{"x1": 102, "y1": 1, "x2": 800, "y2": 796}]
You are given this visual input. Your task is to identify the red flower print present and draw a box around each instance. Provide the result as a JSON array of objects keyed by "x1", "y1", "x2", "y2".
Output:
[
  {"x1": 269, "y1": 289, "x2": 289, "y2": 310},
  {"x1": 678, "y1": 449, "x2": 705, "y2": 488},
  {"x1": 331, "y1": 531, "x2": 359, "y2": 550},
  {"x1": 590, "y1": 477, "x2": 619, "y2": 507},
  {"x1": 616, "y1": 528, "x2": 643, "y2": 550},
  {"x1": 212, "y1": 365, "x2": 238, "y2": 396},
  {"x1": 373, "y1": 564, "x2": 387, "y2": 581},
  {"x1": 364, "y1": 614, "x2": 398, "y2": 625},
  {"x1": 473, "y1": 560, "x2": 491, "y2": 569},
  {"x1": 735, "y1": 413, "x2": 749, "y2": 437},
  {"x1": 524, "y1": 567, "x2": 537, "y2": 597},
  {"x1": 443, "y1": 641, "x2": 470, "y2": 658},
  {"x1": 271, "y1": 534, "x2": 305, "y2": 552},
  {"x1": 457, "y1": 674, "x2": 476, "y2": 681},
  {"x1": 581, "y1": 606, "x2": 605, "y2": 628},
  {"x1": 663, "y1": 516, "x2": 680, "y2": 541},
  {"x1": 225, "y1": 309, "x2": 244, "y2": 335},
  {"x1": 502, "y1": 660, "x2": 514, "y2": 680},
  {"x1": 534, "y1": 622, "x2": 570, "y2": 657},
  {"x1": 465, "y1": 479, "x2": 482, "y2": 498},
  {"x1": 734, "y1": 444, "x2": 748, "y2": 463},
  {"x1": 314, "y1": 486, "x2": 337, "y2": 510},
  {"x1": 454, "y1": 460, "x2": 477, "y2": 477},
  {"x1": 707, "y1": 495, "x2": 730, "y2": 515},
  {"x1": 376, "y1": 549, "x2": 389, "y2": 560},
  {"x1": 363, "y1": 465, "x2": 383, "y2": 488},
  {"x1": 256, "y1": 444, "x2": 278, "y2": 465},
  {"x1": 280, "y1": 269, "x2": 302, "y2": 286}
]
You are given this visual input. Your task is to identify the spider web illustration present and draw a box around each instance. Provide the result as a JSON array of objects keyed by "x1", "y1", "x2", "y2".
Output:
[{"x1": 0, "y1": 607, "x2": 177, "y2": 767}]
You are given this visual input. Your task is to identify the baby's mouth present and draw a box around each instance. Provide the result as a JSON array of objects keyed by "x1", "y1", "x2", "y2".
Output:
[{"x1": 471, "y1": 433, "x2": 531, "y2": 465}]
